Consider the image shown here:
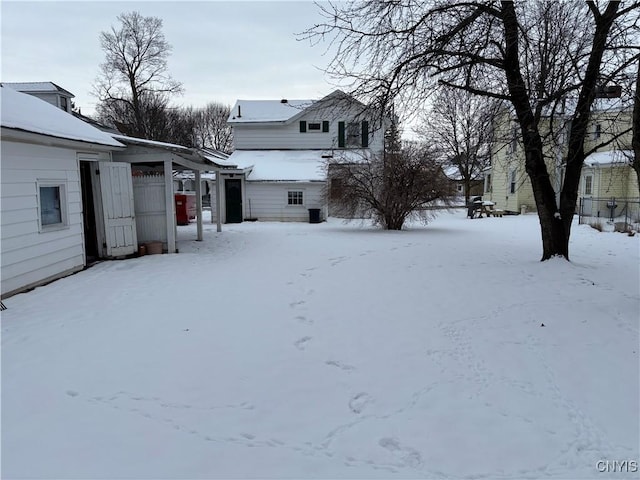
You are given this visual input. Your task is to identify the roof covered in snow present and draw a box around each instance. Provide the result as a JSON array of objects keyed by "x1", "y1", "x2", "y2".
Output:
[
  {"x1": 227, "y1": 90, "x2": 366, "y2": 124},
  {"x1": 584, "y1": 149, "x2": 634, "y2": 166},
  {"x1": 1, "y1": 86, "x2": 123, "y2": 148},
  {"x1": 227, "y1": 150, "x2": 331, "y2": 181},
  {"x1": 228, "y1": 99, "x2": 314, "y2": 123},
  {"x1": 2, "y1": 81, "x2": 74, "y2": 97},
  {"x1": 228, "y1": 149, "x2": 372, "y2": 182}
]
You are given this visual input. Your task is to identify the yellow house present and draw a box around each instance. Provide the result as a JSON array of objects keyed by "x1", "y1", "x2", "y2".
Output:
[{"x1": 485, "y1": 100, "x2": 637, "y2": 214}]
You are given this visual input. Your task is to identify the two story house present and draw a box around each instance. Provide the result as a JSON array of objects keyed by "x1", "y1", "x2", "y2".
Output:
[{"x1": 220, "y1": 90, "x2": 385, "y2": 222}]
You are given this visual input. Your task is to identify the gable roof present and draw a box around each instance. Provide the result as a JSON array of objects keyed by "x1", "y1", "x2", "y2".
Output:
[
  {"x1": 227, "y1": 90, "x2": 366, "y2": 125},
  {"x1": 1, "y1": 81, "x2": 75, "y2": 98},
  {"x1": 0, "y1": 86, "x2": 123, "y2": 148}
]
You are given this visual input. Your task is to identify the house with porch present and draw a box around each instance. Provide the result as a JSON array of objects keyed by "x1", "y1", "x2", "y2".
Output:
[{"x1": 216, "y1": 90, "x2": 386, "y2": 223}]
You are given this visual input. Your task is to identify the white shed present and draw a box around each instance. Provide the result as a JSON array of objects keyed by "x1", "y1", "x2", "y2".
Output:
[{"x1": 1, "y1": 87, "x2": 129, "y2": 298}]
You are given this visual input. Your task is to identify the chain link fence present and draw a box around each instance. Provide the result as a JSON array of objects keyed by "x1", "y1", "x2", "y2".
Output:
[{"x1": 578, "y1": 197, "x2": 640, "y2": 232}]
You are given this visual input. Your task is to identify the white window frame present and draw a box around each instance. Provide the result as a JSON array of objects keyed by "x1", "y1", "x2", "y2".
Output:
[
  {"x1": 584, "y1": 175, "x2": 593, "y2": 196},
  {"x1": 307, "y1": 122, "x2": 323, "y2": 132},
  {"x1": 509, "y1": 170, "x2": 517, "y2": 194},
  {"x1": 346, "y1": 122, "x2": 361, "y2": 147},
  {"x1": 287, "y1": 190, "x2": 304, "y2": 206},
  {"x1": 484, "y1": 173, "x2": 492, "y2": 193},
  {"x1": 37, "y1": 180, "x2": 69, "y2": 232}
]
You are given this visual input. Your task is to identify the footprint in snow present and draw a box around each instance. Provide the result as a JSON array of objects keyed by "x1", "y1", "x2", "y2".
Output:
[
  {"x1": 348, "y1": 392, "x2": 372, "y2": 414},
  {"x1": 294, "y1": 336, "x2": 312, "y2": 350},
  {"x1": 326, "y1": 360, "x2": 356, "y2": 371}
]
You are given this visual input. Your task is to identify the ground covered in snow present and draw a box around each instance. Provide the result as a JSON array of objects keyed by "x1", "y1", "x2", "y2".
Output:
[{"x1": 2, "y1": 210, "x2": 639, "y2": 479}]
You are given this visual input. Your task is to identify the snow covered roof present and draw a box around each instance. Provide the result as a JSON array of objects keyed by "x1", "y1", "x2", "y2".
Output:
[
  {"x1": 227, "y1": 150, "x2": 331, "y2": 181},
  {"x1": 112, "y1": 134, "x2": 234, "y2": 170},
  {"x1": 584, "y1": 149, "x2": 633, "y2": 167},
  {"x1": 1, "y1": 86, "x2": 123, "y2": 148},
  {"x1": 2, "y1": 81, "x2": 74, "y2": 97},
  {"x1": 228, "y1": 99, "x2": 314, "y2": 123},
  {"x1": 227, "y1": 90, "x2": 366, "y2": 124}
]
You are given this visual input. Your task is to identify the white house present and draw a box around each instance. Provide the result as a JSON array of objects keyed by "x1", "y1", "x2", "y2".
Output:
[
  {"x1": 218, "y1": 90, "x2": 385, "y2": 223},
  {"x1": 2, "y1": 81, "x2": 75, "y2": 113},
  {"x1": 1, "y1": 86, "x2": 131, "y2": 298}
]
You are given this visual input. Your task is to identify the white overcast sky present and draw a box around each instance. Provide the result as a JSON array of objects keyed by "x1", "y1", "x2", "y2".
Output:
[{"x1": 1, "y1": 1, "x2": 343, "y2": 116}]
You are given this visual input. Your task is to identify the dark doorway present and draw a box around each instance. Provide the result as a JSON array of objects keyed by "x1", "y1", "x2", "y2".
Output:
[
  {"x1": 225, "y1": 179, "x2": 243, "y2": 223},
  {"x1": 79, "y1": 161, "x2": 99, "y2": 263}
]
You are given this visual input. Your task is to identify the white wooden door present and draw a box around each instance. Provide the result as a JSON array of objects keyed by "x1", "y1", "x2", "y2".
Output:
[{"x1": 99, "y1": 162, "x2": 137, "y2": 257}]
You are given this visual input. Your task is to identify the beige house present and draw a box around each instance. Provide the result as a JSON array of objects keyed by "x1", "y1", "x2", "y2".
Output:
[{"x1": 485, "y1": 99, "x2": 637, "y2": 214}]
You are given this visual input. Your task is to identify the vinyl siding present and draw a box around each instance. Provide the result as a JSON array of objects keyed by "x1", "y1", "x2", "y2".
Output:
[
  {"x1": 209, "y1": 180, "x2": 326, "y2": 222},
  {"x1": 1, "y1": 141, "x2": 85, "y2": 297},
  {"x1": 232, "y1": 108, "x2": 385, "y2": 153}
]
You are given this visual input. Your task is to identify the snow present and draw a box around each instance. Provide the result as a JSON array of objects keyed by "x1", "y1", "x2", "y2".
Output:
[
  {"x1": 228, "y1": 99, "x2": 313, "y2": 123},
  {"x1": 228, "y1": 150, "x2": 329, "y2": 181},
  {"x1": 585, "y1": 150, "x2": 633, "y2": 166},
  {"x1": 2, "y1": 210, "x2": 639, "y2": 479},
  {"x1": 2, "y1": 81, "x2": 72, "y2": 95},
  {"x1": 0, "y1": 86, "x2": 123, "y2": 148}
]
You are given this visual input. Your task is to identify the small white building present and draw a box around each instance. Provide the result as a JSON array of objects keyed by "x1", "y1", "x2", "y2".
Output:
[
  {"x1": 222, "y1": 90, "x2": 385, "y2": 223},
  {"x1": 1, "y1": 86, "x2": 130, "y2": 298}
]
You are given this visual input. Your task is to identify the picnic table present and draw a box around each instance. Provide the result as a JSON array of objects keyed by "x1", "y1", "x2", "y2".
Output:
[{"x1": 468, "y1": 200, "x2": 503, "y2": 218}]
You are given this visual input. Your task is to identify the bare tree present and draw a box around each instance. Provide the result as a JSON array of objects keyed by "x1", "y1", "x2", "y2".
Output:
[
  {"x1": 192, "y1": 102, "x2": 234, "y2": 153},
  {"x1": 94, "y1": 11, "x2": 183, "y2": 139},
  {"x1": 303, "y1": 0, "x2": 639, "y2": 260},
  {"x1": 633, "y1": 59, "x2": 640, "y2": 194},
  {"x1": 417, "y1": 88, "x2": 502, "y2": 204},
  {"x1": 329, "y1": 122, "x2": 451, "y2": 230}
]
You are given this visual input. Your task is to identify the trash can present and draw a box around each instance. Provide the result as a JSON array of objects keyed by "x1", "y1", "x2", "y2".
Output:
[
  {"x1": 308, "y1": 208, "x2": 321, "y2": 224},
  {"x1": 520, "y1": 205, "x2": 527, "y2": 215},
  {"x1": 175, "y1": 193, "x2": 196, "y2": 225}
]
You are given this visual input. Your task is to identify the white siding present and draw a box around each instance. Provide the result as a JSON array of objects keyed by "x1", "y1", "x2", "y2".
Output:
[
  {"x1": 245, "y1": 182, "x2": 326, "y2": 222},
  {"x1": 1, "y1": 141, "x2": 85, "y2": 296},
  {"x1": 133, "y1": 174, "x2": 168, "y2": 243},
  {"x1": 232, "y1": 110, "x2": 385, "y2": 153}
]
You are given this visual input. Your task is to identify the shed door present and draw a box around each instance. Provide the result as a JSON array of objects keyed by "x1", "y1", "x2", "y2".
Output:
[
  {"x1": 99, "y1": 162, "x2": 137, "y2": 256},
  {"x1": 225, "y1": 179, "x2": 243, "y2": 223}
]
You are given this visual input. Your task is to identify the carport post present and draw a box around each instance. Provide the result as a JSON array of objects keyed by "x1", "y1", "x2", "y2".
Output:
[
  {"x1": 216, "y1": 170, "x2": 222, "y2": 232},
  {"x1": 164, "y1": 159, "x2": 177, "y2": 253},
  {"x1": 195, "y1": 169, "x2": 203, "y2": 241}
]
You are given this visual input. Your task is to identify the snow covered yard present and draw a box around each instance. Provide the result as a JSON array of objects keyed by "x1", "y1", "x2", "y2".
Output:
[{"x1": 2, "y1": 209, "x2": 638, "y2": 479}]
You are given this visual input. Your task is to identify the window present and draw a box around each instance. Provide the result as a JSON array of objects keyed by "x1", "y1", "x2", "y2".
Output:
[
  {"x1": 338, "y1": 121, "x2": 369, "y2": 148},
  {"x1": 509, "y1": 126, "x2": 518, "y2": 154},
  {"x1": 60, "y1": 96, "x2": 68, "y2": 112},
  {"x1": 585, "y1": 175, "x2": 593, "y2": 195},
  {"x1": 509, "y1": 170, "x2": 517, "y2": 194},
  {"x1": 38, "y1": 181, "x2": 67, "y2": 230},
  {"x1": 300, "y1": 120, "x2": 329, "y2": 133},
  {"x1": 485, "y1": 174, "x2": 492, "y2": 193},
  {"x1": 593, "y1": 123, "x2": 601, "y2": 140},
  {"x1": 288, "y1": 191, "x2": 304, "y2": 205},
  {"x1": 456, "y1": 184, "x2": 463, "y2": 193}
]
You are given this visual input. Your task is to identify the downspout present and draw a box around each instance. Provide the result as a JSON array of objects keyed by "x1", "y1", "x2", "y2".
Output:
[
  {"x1": 216, "y1": 169, "x2": 222, "y2": 232},
  {"x1": 195, "y1": 169, "x2": 203, "y2": 241}
]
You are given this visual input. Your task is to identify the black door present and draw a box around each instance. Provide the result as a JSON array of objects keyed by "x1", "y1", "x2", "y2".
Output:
[
  {"x1": 225, "y1": 179, "x2": 243, "y2": 223},
  {"x1": 79, "y1": 161, "x2": 99, "y2": 262}
]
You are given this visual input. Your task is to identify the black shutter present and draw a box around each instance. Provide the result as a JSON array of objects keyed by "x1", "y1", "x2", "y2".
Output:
[
  {"x1": 361, "y1": 121, "x2": 369, "y2": 147},
  {"x1": 322, "y1": 120, "x2": 329, "y2": 132},
  {"x1": 338, "y1": 121, "x2": 345, "y2": 147},
  {"x1": 300, "y1": 121, "x2": 307, "y2": 133}
]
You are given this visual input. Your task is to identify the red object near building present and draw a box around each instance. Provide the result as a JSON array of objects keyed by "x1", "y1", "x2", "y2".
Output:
[{"x1": 175, "y1": 193, "x2": 196, "y2": 225}]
